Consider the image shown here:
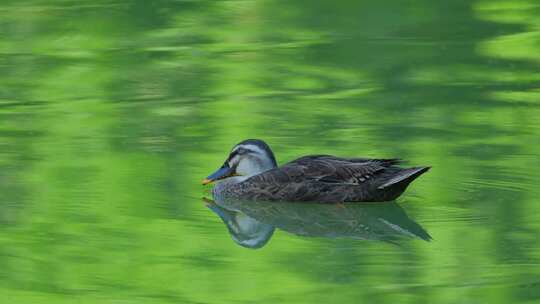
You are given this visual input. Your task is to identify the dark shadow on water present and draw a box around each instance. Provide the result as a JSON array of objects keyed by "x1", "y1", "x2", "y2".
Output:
[{"x1": 204, "y1": 197, "x2": 431, "y2": 249}]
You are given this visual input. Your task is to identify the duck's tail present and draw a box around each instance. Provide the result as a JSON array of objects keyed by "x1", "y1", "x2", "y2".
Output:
[{"x1": 377, "y1": 166, "x2": 431, "y2": 190}]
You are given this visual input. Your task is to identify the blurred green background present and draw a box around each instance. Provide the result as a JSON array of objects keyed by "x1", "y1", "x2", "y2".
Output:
[{"x1": 1, "y1": 0, "x2": 540, "y2": 303}]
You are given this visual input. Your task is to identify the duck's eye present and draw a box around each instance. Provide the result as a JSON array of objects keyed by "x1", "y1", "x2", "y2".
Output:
[{"x1": 236, "y1": 148, "x2": 248, "y2": 155}]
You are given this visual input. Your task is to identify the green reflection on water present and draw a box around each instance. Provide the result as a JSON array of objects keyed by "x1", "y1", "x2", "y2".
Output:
[{"x1": 1, "y1": 0, "x2": 540, "y2": 303}]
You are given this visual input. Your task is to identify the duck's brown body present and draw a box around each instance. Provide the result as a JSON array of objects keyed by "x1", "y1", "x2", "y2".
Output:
[{"x1": 214, "y1": 154, "x2": 430, "y2": 203}]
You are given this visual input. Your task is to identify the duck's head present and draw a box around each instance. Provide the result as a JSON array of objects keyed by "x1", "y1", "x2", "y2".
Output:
[{"x1": 202, "y1": 139, "x2": 278, "y2": 185}]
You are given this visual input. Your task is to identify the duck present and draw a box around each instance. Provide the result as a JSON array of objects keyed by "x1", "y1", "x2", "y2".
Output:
[{"x1": 202, "y1": 139, "x2": 430, "y2": 203}]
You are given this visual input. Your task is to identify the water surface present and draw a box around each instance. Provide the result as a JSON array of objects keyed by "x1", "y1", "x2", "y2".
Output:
[{"x1": 1, "y1": 1, "x2": 540, "y2": 303}]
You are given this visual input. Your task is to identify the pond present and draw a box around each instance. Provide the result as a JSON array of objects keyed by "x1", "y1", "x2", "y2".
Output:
[{"x1": 1, "y1": 1, "x2": 540, "y2": 303}]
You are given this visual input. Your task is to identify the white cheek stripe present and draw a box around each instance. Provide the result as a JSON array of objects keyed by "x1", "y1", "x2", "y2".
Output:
[
  {"x1": 230, "y1": 155, "x2": 240, "y2": 164},
  {"x1": 233, "y1": 144, "x2": 266, "y2": 156}
]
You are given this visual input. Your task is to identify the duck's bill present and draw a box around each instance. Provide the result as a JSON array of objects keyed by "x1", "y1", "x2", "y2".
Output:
[{"x1": 202, "y1": 165, "x2": 233, "y2": 185}]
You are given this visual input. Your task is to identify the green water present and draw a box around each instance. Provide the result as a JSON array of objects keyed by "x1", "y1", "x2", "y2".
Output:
[{"x1": 2, "y1": 0, "x2": 540, "y2": 303}]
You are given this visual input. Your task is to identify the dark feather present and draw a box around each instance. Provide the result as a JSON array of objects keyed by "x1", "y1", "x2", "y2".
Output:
[{"x1": 229, "y1": 155, "x2": 429, "y2": 203}]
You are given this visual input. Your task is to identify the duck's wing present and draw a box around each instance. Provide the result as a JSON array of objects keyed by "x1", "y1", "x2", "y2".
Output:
[
  {"x1": 235, "y1": 155, "x2": 403, "y2": 202},
  {"x1": 235, "y1": 155, "x2": 430, "y2": 202},
  {"x1": 277, "y1": 155, "x2": 402, "y2": 184}
]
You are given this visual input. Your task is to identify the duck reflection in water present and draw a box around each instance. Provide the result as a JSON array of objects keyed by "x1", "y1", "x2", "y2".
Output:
[{"x1": 204, "y1": 197, "x2": 431, "y2": 249}]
